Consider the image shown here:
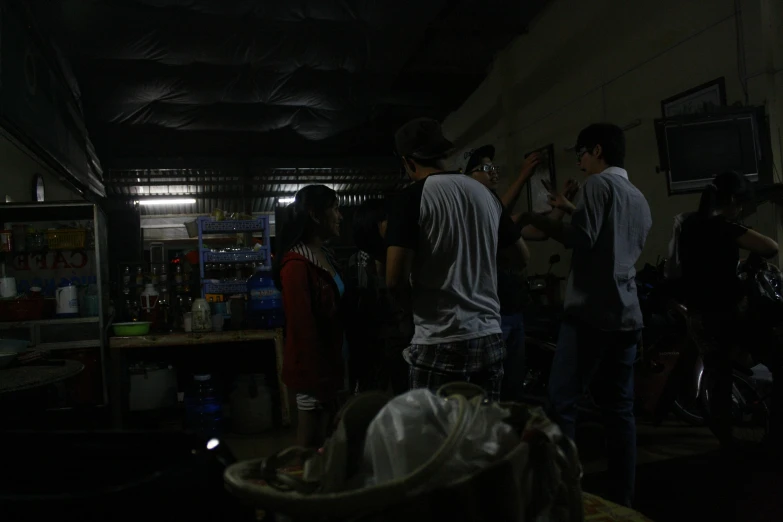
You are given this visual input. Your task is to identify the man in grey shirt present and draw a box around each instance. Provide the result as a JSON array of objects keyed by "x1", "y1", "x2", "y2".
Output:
[
  {"x1": 385, "y1": 117, "x2": 528, "y2": 400},
  {"x1": 522, "y1": 123, "x2": 652, "y2": 508}
]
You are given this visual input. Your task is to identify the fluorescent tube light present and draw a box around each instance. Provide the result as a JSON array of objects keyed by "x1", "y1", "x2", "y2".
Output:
[{"x1": 136, "y1": 198, "x2": 197, "y2": 206}]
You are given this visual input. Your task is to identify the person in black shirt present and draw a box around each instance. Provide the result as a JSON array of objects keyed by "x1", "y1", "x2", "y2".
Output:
[
  {"x1": 348, "y1": 199, "x2": 413, "y2": 395},
  {"x1": 464, "y1": 145, "x2": 578, "y2": 402},
  {"x1": 679, "y1": 171, "x2": 778, "y2": 446}
]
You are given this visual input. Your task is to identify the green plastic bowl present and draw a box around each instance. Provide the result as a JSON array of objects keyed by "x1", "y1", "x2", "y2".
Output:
[{"x1": 112, "y1": 322, "x2": 152, "y2": 336}]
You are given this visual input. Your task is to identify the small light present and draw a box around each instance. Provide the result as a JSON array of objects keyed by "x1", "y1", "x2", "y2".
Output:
[
  {"x1": 136, "y1": 198, "x2": 197, "y2": 206},
  {"x1": 206, "y1": 438, "x2": 220, "y2": 450},
  {"x1": 277, "y1": 197, "x2": 295, "y2": 205}
]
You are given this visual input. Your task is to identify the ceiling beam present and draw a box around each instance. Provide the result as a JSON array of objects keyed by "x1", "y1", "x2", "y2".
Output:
[
  {"x1": 106, "y1": 177, "x2": 403, "y2": 188},
  {"x1": 249, "y1": 157, "x2": 399, "y2": 170},
  {"x1": 105, "y1": 156, "x2": 400, "y2": 171},
  {"x1": 114, "y1": 189, "x2": 404, "y2": 201}
]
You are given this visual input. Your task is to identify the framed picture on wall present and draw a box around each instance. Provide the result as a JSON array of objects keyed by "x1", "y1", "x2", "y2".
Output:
[
  {"x1": 525, "y1": 144, "x2": 556, "y2": 214},
  {"x1": 661, "y1": 77, "x2": 727, "y2": 118}
]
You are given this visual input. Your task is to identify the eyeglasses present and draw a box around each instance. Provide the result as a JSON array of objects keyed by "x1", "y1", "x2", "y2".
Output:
[
  {"x1": 472, "y1": 164, "x2": 499, "y2": 175},
  {"x1": 575, "y1": 147, "x2": 589, "y2": 162}
]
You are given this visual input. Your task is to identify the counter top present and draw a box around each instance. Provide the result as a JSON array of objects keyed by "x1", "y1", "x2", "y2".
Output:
[
  {"x1": 109, "y1": 329, "x2": 281, "y2": 349},
  {"x1": 0, "y1": 317, "x2": 100, "y2": 330}
]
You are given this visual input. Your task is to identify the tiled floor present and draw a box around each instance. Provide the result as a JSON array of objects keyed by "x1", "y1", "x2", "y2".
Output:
[
  {"x1": 223, "y1": 427, "x2": 297, "y2": 461},
  {"x1": 579, "y1": 419, "x2": 719, "y2": 472}
]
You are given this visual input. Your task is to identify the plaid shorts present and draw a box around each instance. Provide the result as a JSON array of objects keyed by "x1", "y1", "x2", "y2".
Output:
[
  {"x1": 295, "y1": 393, "x2": 324, "y2": 411},
  {"x1": 295, "y1": 393, "x2": 341, "y2": 412},
  {"x1": 404, "y1": 333, "x2": 506, "y2": 401}
]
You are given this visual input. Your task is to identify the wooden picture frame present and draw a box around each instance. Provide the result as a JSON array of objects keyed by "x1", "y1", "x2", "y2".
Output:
[
  {"x1": 525, "y1": 144, "x2": 556, "y2": 214},
  {"x1": 661, "y1": 77, "x2": 727, "y2": 118}
]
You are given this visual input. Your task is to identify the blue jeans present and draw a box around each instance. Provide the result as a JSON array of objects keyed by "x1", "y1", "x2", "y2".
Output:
[
  {"x1": 500, "y1": 313, "x2": 526, "y2": 402},
  {"x1": 548, "y1": 319, "x2": 639, "y2": 507}
]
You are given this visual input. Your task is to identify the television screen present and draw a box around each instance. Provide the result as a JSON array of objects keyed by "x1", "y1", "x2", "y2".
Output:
[{"x1": 659, "y1": 112, "x2": 761, "y2": 193}]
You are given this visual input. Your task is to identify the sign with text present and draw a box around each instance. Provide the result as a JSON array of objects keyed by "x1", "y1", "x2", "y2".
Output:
[{"x1": 8, "y1": 250, "x2": 96, "y2": 295}]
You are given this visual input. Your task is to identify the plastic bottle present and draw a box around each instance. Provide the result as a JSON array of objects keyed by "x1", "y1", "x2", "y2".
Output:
[
  {"x1": 122, "y1": 267, "x2": 130, "y2": 295},
  {"x1": 184, "y1": 374, "x2": 223, "y2": 438},
  {"x1": 247, "y1": 266, "x2": 284, "y2": 329}
]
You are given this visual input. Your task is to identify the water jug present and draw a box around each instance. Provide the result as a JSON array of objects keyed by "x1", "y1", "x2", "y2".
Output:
[
  {"x1": 247, "y1": 266, "x2": 284, "y2": 328},
  {"x1": 184, "y1": 374, "x2": 222, "y2": 437}
]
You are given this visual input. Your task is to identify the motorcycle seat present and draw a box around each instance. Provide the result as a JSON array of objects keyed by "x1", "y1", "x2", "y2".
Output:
[{"x1": 732, "y1": 363, "x2": 754, "y2": 376}]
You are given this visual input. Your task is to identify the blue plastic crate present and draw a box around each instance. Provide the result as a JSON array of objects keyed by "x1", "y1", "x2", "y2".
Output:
[
  {"x1": 199, "y1": 216, "x2": 267, "y2": 233},
  {"x1": 203, "y1": 249, "x2": 267, "y2": 263},
  {"x1": 204, "y1": 281, "x2": 248, "y2": 295}
]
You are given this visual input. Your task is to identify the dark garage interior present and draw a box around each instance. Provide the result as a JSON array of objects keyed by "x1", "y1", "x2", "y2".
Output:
[{"x1": 1, "y1": 0, "x2": 783, "y2": 520}]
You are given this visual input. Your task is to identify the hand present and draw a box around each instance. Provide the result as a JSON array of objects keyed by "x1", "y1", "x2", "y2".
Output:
[
  {"x1": 520, "y1": 152, "x2": 542, "y2": 179},
  {"x1": 515, "y1": 212, "x2": 537, "y2": 227},
  {"x1": 543, "y1": 179, "x2": 578, "y2": 214},
  {"x1": 562, "y1": 178, "x2": 580, "y2": 200}
]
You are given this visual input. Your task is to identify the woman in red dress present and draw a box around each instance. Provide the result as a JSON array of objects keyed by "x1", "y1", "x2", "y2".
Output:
[{"x1": 273, "y1": 185, "x2": 344, "y2": 448}]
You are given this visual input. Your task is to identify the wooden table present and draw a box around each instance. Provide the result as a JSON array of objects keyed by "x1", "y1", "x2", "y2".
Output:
[
  {"x1": 109, "y1": 329, "x2": 287, "y2": 429},
  {"x1": 0, "y1": 360, "x2": 84, "y2": 395}
]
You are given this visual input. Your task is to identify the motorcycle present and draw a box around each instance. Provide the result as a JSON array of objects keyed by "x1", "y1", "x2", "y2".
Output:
[
  {"x1": 522, "y1": 256, "x2": 708, "y2": 425},
  {"x1": 686, "y1": 255, "x2": 779, "y2": 449},
  {"x1": 522, "y1": 255, "x2": 564, "y2": 401}
]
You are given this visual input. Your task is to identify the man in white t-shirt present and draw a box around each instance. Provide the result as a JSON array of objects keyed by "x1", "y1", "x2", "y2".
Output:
[{"x1": 385, "y1": 117, "x2": 529, "y2": 400}]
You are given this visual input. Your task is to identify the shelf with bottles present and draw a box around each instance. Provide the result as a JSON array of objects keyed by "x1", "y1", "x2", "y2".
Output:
[
  {"x1": 203, "y1": 257, "x2": 261, "y2": 281},
  {"x1": 203, "y1": 281, "x2": 249, "y2": 295},
  {"x1": 196, "y1": 215, "x2": 270, "y2": 299},
  {"x1": 120, "y1": 264, "x2": 184, "y2": 291},
  {"x1": 198, "y1": 216, "x2": 268, "y2": 234},
  {"x1": 201, "y1": 247, "x2": 268, "y2": 264},
  {"x1": 1, "y1": 202, "x2": 110, "y2": 407}
]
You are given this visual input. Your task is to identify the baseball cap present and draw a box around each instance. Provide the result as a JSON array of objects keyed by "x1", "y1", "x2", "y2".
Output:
[
  {"x1": 464, "y1": 144, "x2": 496, "y2": 175},
  {"x1": 394, "y1": 118, "x2": 455, "y2": 160}
]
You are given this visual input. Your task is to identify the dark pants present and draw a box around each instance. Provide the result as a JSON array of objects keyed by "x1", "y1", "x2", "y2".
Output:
[
  {"x1": 500, "y1": 312, "x2": 526, "y2": 402},
  {"x1": 383, "y1": 352, "x2": 411, "y2": 396},
  {"x1": 548, "y1": 319, "x2": 639, "y2": 507},
  {"x1": 350, "y1": 347, "x2": 410, "y2": 396}
]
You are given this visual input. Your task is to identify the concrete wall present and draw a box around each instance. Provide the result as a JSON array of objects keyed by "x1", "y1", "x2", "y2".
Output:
[
  {"x1": 443, "y1": 0, "x2": 783, "y2": 276},
  {"x1": 0, "y1": 132, "x2": 82, "y2": 203}
]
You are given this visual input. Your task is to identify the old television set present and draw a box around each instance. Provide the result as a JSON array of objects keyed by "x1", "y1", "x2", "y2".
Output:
[{"x1": 655, "y1": 107, "x2": 769, "y2": 194}]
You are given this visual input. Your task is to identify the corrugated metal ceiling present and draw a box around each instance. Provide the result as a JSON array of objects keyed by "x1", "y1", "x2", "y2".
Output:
[{"x1": 105, "y1": 167, "x2": 408, "y2": 215}]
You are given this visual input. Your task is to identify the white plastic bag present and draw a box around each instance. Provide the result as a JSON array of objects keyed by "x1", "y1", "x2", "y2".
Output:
[{"x1": 359, "y1": 389, "x2": 519, "y2": 489}]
